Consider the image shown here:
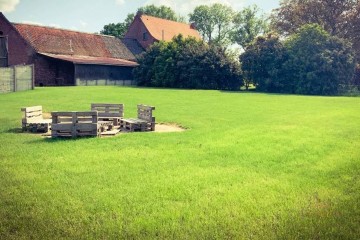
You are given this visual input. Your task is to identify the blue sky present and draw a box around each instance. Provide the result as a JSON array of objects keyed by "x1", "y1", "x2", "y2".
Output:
[{"x1": 1, "y1": 0, "x2": 279, "y2": 33}]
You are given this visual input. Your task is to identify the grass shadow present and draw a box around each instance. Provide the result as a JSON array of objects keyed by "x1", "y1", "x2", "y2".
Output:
[
  {"x1": 5, "y1": 128, "x2": 23, "y2": 134},
  {"x1": 25, "y1": 135, "x2": 99, "y2": 144}
]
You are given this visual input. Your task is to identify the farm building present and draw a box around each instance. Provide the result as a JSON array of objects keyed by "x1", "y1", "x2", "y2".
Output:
[
  {"x1": 125, "y1": 12, "x2": 201, "y2": 49},
  {"x1": 0, "y1": 12, "x2": 141, "y2": 86},
  {"x1": 0, "y1": 12, "x2": 201, "y2": 86}
]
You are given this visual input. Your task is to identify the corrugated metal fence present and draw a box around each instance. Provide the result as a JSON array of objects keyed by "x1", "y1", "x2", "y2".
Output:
[{"x1": 0, "y1": 65, "x2": 34, "y2": 93}]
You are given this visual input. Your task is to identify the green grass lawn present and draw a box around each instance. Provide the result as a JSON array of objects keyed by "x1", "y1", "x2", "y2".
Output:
[{"x1": 0, "y1": 86, "x2": 359, "y2": 239}]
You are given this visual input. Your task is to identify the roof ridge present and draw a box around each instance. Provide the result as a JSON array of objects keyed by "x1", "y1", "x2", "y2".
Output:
[
  {"x1": 13, "y1": 22, "x2": 115, "y2": 38},
  {"x1": 140, "y1": 14, "x2": 190, "y2": 26}
]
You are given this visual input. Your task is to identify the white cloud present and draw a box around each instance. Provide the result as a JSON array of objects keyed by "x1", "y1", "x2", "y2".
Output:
[
  {"x1": 0, "y1": 0, "x2": 20, "y2": 13},
  {"x1": 115, "y1": 0, "x2": 125, "y2": 6},
  {"x1": 79, "y1": 20, "x2": 88, "y2": 28},
  {"x1": 21, "y1": 20, "x2": 43, "y2": 26},
  {"x1": 143, "y1": 0, "x2": 246, "y2": 16},
  {"x1": 21, "y1": 21, "x2": 62, "y2": 29},
  {"x1": 49, "y1": 23, "x2": 61, "y2": 28}
]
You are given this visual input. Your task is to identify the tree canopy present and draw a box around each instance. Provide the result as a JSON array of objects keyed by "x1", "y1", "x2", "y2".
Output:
[
  {"x1": 189, "y1": 4, "x2": 235, "y2": 46},
  {"x1": 189, "y1": 4, "x2": 268, "y2": 48},
  {"x1": 271, "y1": 0, "x2": 360, "y2": 54},
  {"x1": 134, "y1": 35, "x2": 242, "y2": 90},
  {"x1": 232, "y1": 5, "x2": 269, "y2": 49},
  {"x1": 285, "y1": 24, "x2": 355, "y2": 95},
  {"x1": 241, "y1": 24, "x2": 355, "y2": 95},
  {"x1": 240, "y1": 33, "x2": 288, "y2": 92}
]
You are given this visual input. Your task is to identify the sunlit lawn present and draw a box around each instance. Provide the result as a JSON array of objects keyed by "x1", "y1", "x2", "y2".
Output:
[{"x1": 0, "y1": 86, "x2": 359, "y2": 239}]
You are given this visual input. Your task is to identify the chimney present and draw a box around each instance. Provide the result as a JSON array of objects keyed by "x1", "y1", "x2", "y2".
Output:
[{"x1": 190, "y1": 22, "x2": 197, "y2": 30}]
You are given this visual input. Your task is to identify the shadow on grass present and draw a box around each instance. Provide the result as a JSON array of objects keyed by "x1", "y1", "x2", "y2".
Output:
[
  {"x1": 6, "y1": 128, "x2": 23, "y2": 134},
  {"x1": 25, "y1": 135, "x2": 99, "y2": 144},
  {"x1": 275, "y1": 191, "x2": 360, "y2": 239}
]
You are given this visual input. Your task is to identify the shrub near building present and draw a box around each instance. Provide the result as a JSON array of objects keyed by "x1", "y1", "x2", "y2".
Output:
[{"x1": 134, "y1": 35, "x2": 242, "y2": 91}]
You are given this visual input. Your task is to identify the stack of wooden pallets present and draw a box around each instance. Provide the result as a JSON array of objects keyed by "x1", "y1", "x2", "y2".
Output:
[
  {"x1": 91, "y1": 103, "x2": 124, "y2": 126},
  {"x1": 21, "y1": 106, "x2": 52, "y2": 132},
  {"x1": 51, "y1": 111, "x2": 99, "y2": 137},
  {"x1": 121, "y1": 104, "x2": 155, "y2": 132},
  {"x1": 21, "y1": 103, "x2": 156, "y2": 137}
]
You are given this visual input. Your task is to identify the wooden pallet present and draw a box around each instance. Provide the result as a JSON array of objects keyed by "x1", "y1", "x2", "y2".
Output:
[
  {"x1": 51, "y1": 111, "x2": 99, "y2": 138},
  {"x1": 91, "y1": 103, "x2": 123, "y2": 126},
  {"x1": 121, "y1": 104, "x2": 155, "y2": 132},
  {"x1": 21, "y1": 106, "x2": 51, "y2": 132},
  {"x1": 98, "y1": 120, "x2": 114, "y2": 132}
]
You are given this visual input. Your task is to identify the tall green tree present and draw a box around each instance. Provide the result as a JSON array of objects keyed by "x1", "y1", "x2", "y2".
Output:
[
  {"x1": 271, "y1": 0, "x2": 360, "y2": 54},
  {"x1": 189, "y1": 4, "x2": 235, "y2": 45},
  {"x1": 240, "y1": 33, "x2": 289, "y2": 91},
  {"x1": 101, "y1": 5, "x2": 183, "y2": 38},
  {"x1": 137, "y1": 5, "x2": 184, "y2": 22},
  {"x1": 232, "y1": 5, "x2": 269, "y2": 49},
  {"x1": 188, "y1": 5, "x2": 214, "y2": 42},
  {"x1": 353, "y1": 64, "x2": 360, "y2": 89},
  {"x1": 100, "y1": 23, "x2": 128, "y2": 37},
  {"x1": 284, "y1": 24, "x2": 355, "y2": 95}
]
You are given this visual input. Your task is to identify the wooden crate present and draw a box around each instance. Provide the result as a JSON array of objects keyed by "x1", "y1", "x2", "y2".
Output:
[
  {"x1": 51, "y1": 111, "x2": 99, "y2": 138},
  {"x1": 91, "y1": 103, "x2": 124, "y2": 126},
  {"x1": 21, "y1": 106, "x2": 51, "y2": 132},
  {"x1": 121, "y1": 104, "x2": 155, "y2": 132}
]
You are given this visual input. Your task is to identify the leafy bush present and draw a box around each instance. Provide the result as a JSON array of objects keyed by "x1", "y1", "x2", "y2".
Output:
[
  {"x1": 284, "y1": 24, "x2": 356, "y2": 96},
  {"x1": 352, "y1": 64, "x2": 360, "y2": 90},
  {"x1": 240, "y1": 33, "x2": 289, "y2": 92},
  {"x1": 240, "y1": 24, "x2": 356, "y2": 95},
  {"x1": 134, "y1": 35, "x2": 242, "y2": 90}
]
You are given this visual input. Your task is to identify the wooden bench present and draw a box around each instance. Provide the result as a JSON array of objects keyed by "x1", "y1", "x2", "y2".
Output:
[
  {"x1": 21, "y1": 106, "x2": 52, "y2": 132},
  {"x1": 121, "y1": 104, "x2": 155, "y2": 132},
  {"x1": 51, "y1": 111, "x2": 99, "y2": 137},
  {"x1": 91, "y1": 103, "x2": 124, "y2": 126}
]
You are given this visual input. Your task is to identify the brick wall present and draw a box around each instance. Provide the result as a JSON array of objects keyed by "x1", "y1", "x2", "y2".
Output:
[
  {"x1": 125, "y1": 14, "x2": 156, "y2": 49},
  {"x1": 0, "y1": 13, "x2": 33, "y2": 66},
  {"x1": 0, "y1": 13, "x2": 73, "y2": 86},
  {"x1": 34, "y1": 55, "x2": 74, "y2": 86}
]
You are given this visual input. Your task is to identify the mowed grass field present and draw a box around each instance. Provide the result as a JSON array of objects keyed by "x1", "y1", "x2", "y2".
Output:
[{"x1": 0, "y1": 86, "x2": 359, "y2": 239}]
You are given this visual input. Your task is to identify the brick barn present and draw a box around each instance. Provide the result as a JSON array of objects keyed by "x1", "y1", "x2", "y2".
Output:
[
  {"x1": 0, "y1": 12, "x2": 201, "y2": 86},
  {"x1": 125, "y1": 12, "x2": 201, "y2": 49},
  {"x1": 0, "y1": 12, "x2": 142, "y2": 86}
]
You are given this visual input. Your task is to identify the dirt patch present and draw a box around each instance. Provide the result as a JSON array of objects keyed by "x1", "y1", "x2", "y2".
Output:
[
  {"x1": 154, "y1": 123, "x2": 186, "y2": 133},
  {"x1": 40, "y1": 122, "x2": 186, "y2": 137},
  {"x1": 42, "y1": 112, "x2": 186, "y2": 133}
]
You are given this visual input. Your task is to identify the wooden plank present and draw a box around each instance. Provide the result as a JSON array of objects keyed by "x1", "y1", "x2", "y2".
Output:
[
  {"x1": 137, "y1": 104, "x2": 155, "y2": 110},
  {"x1": 52, "y1": 123, "x2": 73, "y2": 131},
  {"x1": 55, "y1": 117, "x2": 73, "y2": 123},
  {"x1": 75, "y1": 123, "x2": 98, "y2": 131},
  {"x1": 26, "y1": 118, "x2": 51, "y2": 124},
  {"x1": 91, "y1": 103, "x2": 122, "y2": 108},
  {"x1": 52, "y1": 112, "x2": 77, "y2": 117},
  {"x1": 21, "y1": 106, "x2": 42, "y2": 112},
  {"x1": 91, "y1": 103, "x2": 124, "y2": 118},
  {"x1": 101, "y1": 129, "x2": 120, "y2": 136},
  {"x1": 76, "y1": 111, "x2": 97, "y2": 117},
  {"x1": 97, "y1": 112, "x2": 123, "y2": 118}
]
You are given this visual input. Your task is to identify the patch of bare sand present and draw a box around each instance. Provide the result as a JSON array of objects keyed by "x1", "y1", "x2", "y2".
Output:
[{"x1": 154, "y1": 123, "x2": 186, "y2": 133}]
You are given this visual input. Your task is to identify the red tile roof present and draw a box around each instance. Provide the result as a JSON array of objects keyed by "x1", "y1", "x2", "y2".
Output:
[
  {"x1": 140, "y1": 14, "x2": 201, "y2": 41},
  {"x1": 40, "y1": 53, "x2": 138, "y2": 67},
  {"x1": 13, "y1": 23, "x2": 137, "y2": 61}
]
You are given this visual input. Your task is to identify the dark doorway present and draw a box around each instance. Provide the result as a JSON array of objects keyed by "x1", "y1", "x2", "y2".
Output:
[{"x1": 0, "y1": 34, "x2": 8, "y2": 67}]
